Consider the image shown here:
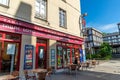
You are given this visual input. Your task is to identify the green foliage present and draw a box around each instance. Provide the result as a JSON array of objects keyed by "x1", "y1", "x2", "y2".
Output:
[
  {"x1": 98, "y1": 42, "x2": 112, "y2": 60},
  {"x1": 86, "y1": 42, "x2": 112, "y2": 60},
  {"x1": 102, "y1": 32, "x2": 107, "y2": 36}
]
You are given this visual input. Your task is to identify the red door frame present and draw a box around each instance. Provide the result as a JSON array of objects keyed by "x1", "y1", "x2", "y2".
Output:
[
  {"x1": 36, "y1": 43, "x2": 47, "y2": 69},
  {"x1": 0, "y1": 32, "x2": 21, "y2": 71}
]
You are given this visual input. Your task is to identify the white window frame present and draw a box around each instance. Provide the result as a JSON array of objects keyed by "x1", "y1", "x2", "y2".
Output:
[
  {"x1": 35, "y1": 0, "x2": 47, "y2": 20},
  {"x1": 0, "y1": 0, "x2": 9, "y2": 6},
  {"x1": 59, "y1": 8, "x2": 66, "y2": 28}
]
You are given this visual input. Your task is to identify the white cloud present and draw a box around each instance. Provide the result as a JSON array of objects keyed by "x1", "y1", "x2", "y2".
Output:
[
  {"x1": 86, "y1": 22, "x2": 118, "y2": 33},
  {"x1": 97, "y1": 23, "x2": 118, "y2": 33}
]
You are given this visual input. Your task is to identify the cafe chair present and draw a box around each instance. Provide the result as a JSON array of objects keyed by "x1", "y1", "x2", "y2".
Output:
[
  {"x1": 69, "y1": 64, "x2": 77, "y2": 74},
  {"x1": 37, "y1": 71, "x2": 47, "y2": 80},
  {"x1": 24, "y1": 70, "x2": 36, "y2": 80},
  {"x1": 10, "y1": 71, "x2": 20, "y2": 80},
  {"x1": 92, "y1": 60, "x2": 96, "y2": 67},
  {"x1": 69, "y1": 64, "x2": 78, "y2": 80},
  {"x1": 46, "y1": 67, "x2": 53, "y2": 80}
]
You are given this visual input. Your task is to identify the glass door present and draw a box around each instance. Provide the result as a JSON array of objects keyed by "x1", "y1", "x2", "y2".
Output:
[{"x1": 36, "y1": 43, "x2": 47, "y2": 69}]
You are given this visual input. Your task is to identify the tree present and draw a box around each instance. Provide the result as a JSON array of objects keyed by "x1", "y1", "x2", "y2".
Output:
[{"x1": 98, "y1": 42, "x2": 112, "y2": 59}]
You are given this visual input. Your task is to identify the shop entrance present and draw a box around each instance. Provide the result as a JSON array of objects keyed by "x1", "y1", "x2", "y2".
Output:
[
  {"x1": 36, "y1": 39, "x2": 47, "y2": 69},
  {"x1": 0, "y1": 32, "x2": 21, "y2": 75}
]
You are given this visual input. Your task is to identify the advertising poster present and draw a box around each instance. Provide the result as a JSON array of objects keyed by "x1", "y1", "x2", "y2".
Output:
[
  {"x1": 24, "y1": 45, "x2": 34, "y2": 70},
  {"x1": 51, "y1": 49, "x2": 55, "y2": 66},
  {"x1": 79, "y1": 49, "x2": 83, "y2": 62},
  {"x1": 79, "y1": 49, "x2": 86, "y2": 62},
  {"x1": 7, "y1": 44, "x2": 16, "y2": 55},
  {"x1": 83, "y1": 50, "x2": 86, "y2": 62}
]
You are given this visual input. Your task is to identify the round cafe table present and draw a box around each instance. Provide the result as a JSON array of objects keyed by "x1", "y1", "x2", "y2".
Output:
[{"x1": 0, "y1": 74, "x2": 17, "y2": 80}]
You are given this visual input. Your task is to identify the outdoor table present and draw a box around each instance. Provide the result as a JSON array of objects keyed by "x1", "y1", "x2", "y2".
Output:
[
  {"x1": 32, "y1": 68, "x2": 47, "y2": 73},
  {"x1": 32, "y1": 69, "x2": 47, "y2": 80},
  {"x1": 0, "y1": 74, "x2": 17, "y2": 80}
]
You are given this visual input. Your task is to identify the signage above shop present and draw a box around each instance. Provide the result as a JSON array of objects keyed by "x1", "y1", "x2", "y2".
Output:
[
  {"x1": 0, "y1": 15, "x2": 83, "y2": 41},
  {"x1": 0, "y1": 23, "x2": 83, "y2": 45}
]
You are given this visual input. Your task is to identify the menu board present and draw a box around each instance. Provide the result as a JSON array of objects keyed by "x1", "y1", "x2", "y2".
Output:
[{"x1": 24, "y1": 45, "x2": 34, "y2": 69}]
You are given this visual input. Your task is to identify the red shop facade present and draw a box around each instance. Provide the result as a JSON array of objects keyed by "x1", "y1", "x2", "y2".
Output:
[{"x1": 0, "y1": 15, "x2": 83, "y2": 74}]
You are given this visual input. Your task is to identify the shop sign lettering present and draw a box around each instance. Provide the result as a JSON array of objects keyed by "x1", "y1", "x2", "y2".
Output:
[{"x1": 0, "y1": 23, "x2": 83, "y2": 44}]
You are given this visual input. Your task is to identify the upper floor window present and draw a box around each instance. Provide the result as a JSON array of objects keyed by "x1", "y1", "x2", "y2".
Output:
[
  {"x1": 35, "y1": 0, "x2": 47, "y2": 20},
  {"x1": 59, "y1": 9, "x2": 66, "y2": 28},
  {"x1": 0, "y1": 0, "x2": 9, "y2": 6}
]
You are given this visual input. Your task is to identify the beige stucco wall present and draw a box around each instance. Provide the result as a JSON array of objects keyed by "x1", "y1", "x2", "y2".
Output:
[
  {"x1": 19, "y1": 35, "x2": 36, "y2": 73},
  {"x1": 48, "y1": 39, "x2": 56, "y2": 69},
  {"x1": 0, "y1": 0, "x2": 82, "y2": 37}
]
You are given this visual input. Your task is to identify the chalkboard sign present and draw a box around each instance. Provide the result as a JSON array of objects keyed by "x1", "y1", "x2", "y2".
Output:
[{"x1": 24, "y1": 45, "x2": 34, "y2": 69}]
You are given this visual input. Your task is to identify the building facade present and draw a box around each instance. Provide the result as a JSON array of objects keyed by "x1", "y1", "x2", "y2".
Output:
[
  {"x1": 0, "y1": 0, "x2": 83, "y2": 74},
  {"x1": 118, "y1": 23, "x2": 120, "y2": 34},
  {"x1": 103, "y1": 32, "x2": 120, "y2": 57},
  {"x1": 85, "y1": 28, "x2": 103, "y2": 54}
]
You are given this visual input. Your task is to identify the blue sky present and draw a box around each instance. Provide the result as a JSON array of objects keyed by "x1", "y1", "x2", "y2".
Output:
[{"x1": 80, "y1": 0, "x2": 120, "y2": 33}]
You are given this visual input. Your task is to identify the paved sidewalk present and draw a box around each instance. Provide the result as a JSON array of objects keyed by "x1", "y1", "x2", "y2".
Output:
[
  {"x1": 88, "y1": 60, "x2": 120, "y2": 74},
  {"x1": 49, "y1": 60, "x2": 120, "y2": 80}
]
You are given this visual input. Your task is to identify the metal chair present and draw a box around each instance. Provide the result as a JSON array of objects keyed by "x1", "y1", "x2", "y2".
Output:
[{"x1": 69, "y1": 64, "x2": 77, "y2": 74}]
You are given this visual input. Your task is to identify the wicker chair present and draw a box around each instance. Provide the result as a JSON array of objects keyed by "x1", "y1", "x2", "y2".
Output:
[
  {"x1": 46, "y1": 67, "x2": 53, "y2": 80},
  {"x1": 92, "y1": 60, "x2": 96, "y2": 67},
  {"x1": 37, "y1": 72, "x2": 47, "y2": 80},
  {"x1": 10, "y1": 71, "x2": 19, "y2": 80},
  {"x1": 24, "y1": 70, "x2": 36, "y2": 80}
]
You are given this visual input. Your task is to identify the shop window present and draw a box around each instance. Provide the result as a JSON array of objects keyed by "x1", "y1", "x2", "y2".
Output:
[
  {"x1": 1, "y1": 42, "x2": 19, "y2": 73},
  {"x1": 0, "y1": 0, "x2": 9, "y2": 6},
  {"x1": 59, "y1": 8, "x2": 67, "y2": 28},
  {"x1": 6, "y1": 34, "x2": 20, "y2": 41},
  {"x1": 57, "y1": 46, "x2": 63, "y2": 68},
  {"x1": 35, "y1": 0, "x2": 47, "y2": 20},
  {"x1": 67, "y1": 49, "x2": 70, "y2": 63},
  {"x1": 72, "y1": 49, "x2": 75, "y2": 63},
  {"x1": 0, "y1": 33, "x2": 2, "y2": 38}
]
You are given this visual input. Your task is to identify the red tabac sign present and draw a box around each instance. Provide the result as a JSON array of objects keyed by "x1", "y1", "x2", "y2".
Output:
[{"x1": 0, "y1": 15, "x2": 84, "y2": 44}]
